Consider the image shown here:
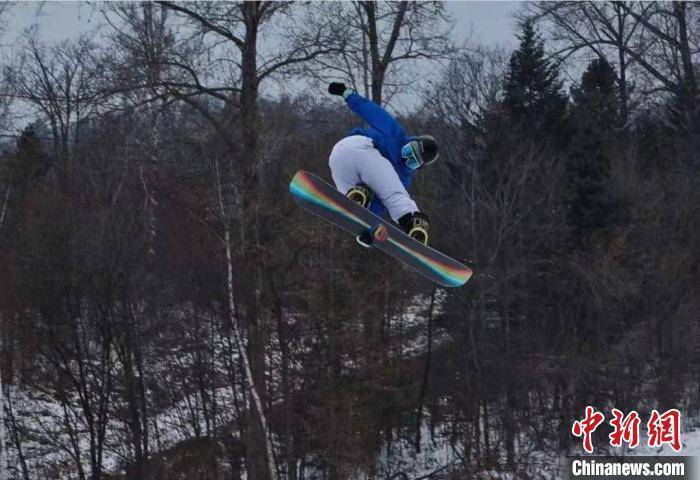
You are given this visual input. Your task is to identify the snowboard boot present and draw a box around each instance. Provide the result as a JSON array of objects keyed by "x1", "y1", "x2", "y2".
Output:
[
  {"x1": 346, "y1": 183, "x2": 373, "y2": 208},
  {"x1": 398, "y1": 212, "x2": 430, "y2": 246}
]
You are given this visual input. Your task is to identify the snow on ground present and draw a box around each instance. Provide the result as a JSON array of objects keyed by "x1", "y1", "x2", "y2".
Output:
[
  {"x1": 8, "y1": 383, "x2": 700, "y2": 478},
  {"x1": 366, "y1": 419, "x2": 700, "y2": 479},
  {"x1": 392, "y1": 289, "x2": 450, "y2": 358},
  {"x1": 6, "y1": 295, "x2": 698, "y2": 479},
  {"x1": 373, "y1": 423, "x2": 459, "y2": 479},
  {"x1": 627, "y1": 420, "x2": 700, "y2": 457},
  {"x1": 5, "y1": 383, "x2": 240, "y2": 477}
]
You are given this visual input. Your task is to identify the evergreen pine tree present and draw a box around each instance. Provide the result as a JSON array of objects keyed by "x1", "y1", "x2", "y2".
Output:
[
  {"x1": 566, "y1": 58, "x2": 620, "y2": 236},
  {"x1": 9, "y1": 124, "x2": 47, "y2": 185},
  {"x1": 502, "y1": 20, "x2": 568, "y2": 133},
  {"x1": 572, "y1": 58, "x2": 619, "y2": 127}
]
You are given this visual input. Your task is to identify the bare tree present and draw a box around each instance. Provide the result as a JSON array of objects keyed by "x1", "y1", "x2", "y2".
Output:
[
  {"x1": 103, "y1": 4, "x2": 349, "y2": 478},
  {"x1": 213, "y1": 157, "x2": 277, "y2": 480},
  {"x1": 530, "y1": 1, "x2": 699, "y2": 130},
  {"x1": 300, "y1": 1, "x2": 456, "y2": 105},
  {"x1": 4, "y1": 33, "x2": 104, "y2": 182},
  {"x1": 40, "y1": 314, "x2": 115, "y2": 480},
  {"x1": 616, "y1": 1, "x2": 698, "y2": 129},
  {"x1": 143, "y1": 2, "x2": 337, "y2": 178},
  {"x1": 527, "y1": 2, "x2": 638, "y2": 125}
]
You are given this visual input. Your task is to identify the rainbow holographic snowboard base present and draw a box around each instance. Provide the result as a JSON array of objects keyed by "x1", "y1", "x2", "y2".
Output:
[{"x1": 289, "y1": 170, "x2": 472, "y2": 288}]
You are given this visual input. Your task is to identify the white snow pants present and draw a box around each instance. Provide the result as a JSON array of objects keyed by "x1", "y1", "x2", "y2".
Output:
[{"x1": 328, "y1": 135, "x2": 418, "y2": 221}]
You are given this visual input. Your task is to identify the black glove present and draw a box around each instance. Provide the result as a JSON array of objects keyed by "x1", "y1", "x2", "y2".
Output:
[{"x1": 328, "y1": 82, "x2": 347, "y2": 96}]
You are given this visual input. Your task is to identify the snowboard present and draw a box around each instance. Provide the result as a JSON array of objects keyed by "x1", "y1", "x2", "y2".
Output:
[{"x1": 289, "y1": 170, "x2": 472, "y2": 288}]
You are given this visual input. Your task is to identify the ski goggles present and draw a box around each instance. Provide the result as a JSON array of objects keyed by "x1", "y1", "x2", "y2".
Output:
[{"x1": 402, "y1": 141, "x2": 423, "y2": 170}]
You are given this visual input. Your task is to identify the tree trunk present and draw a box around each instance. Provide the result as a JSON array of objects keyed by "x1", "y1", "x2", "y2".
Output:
[
  {"x1": 362, "y1": 1, "x2": 383, "y2": 105},
  {"x1": 673, "y1": 2, "x2": 697, "y2": 131},
  {"x1": 613, "y1": 2, "x2": 629, "y2": 126}
]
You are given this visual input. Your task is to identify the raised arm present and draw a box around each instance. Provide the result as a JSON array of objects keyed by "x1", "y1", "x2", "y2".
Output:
[{"x1": 328, "y1": 83, "x2": 404, "y2": 138}]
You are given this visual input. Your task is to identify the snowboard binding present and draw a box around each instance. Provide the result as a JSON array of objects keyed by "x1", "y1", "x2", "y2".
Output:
[
  {"x1": 346, "y1": 183, "x2": 373, "y2": 209},
  {"x1": 356, "y1": 223, "x2": 389, "y2": 248},
  {"x1": 398, "y1": 212, "x2": 430, "y2": 246}
]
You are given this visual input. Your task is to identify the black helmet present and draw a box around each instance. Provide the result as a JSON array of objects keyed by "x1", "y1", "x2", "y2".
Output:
[
  {"x1": 417, "y1": 135, "x2": 439, "y2": 166},
  {"x1": 401, "y1": 135, "x2": 439, "y2": 170}
]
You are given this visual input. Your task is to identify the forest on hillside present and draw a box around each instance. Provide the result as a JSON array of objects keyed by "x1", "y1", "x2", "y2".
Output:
[{"x1": 0, "y1": 2, "x2": 698, "y2": 479}]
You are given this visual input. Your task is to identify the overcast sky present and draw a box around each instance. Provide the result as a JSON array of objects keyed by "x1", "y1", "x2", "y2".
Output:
[
  {"x1": 6, "y1": 1, "x2": 520, "y2": 47},
  {"x1": 3, "y1": 1, "x2": 521, "y2": 131}
]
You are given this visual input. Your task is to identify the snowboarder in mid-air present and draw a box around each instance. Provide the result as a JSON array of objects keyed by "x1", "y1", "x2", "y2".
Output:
[
  {"x1": 327, "y1": 82, "x2": 439, "y2": 246},
  {"x1": 289, "y1": 86, "x2": 470, "y2": 286}
]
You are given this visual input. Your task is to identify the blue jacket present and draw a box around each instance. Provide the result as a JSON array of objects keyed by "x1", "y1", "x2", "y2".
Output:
[{"x1": 345, "y1": 92, "x2": 415, "y2": 217}]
